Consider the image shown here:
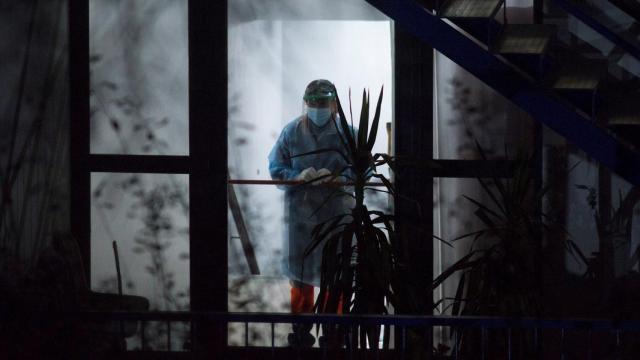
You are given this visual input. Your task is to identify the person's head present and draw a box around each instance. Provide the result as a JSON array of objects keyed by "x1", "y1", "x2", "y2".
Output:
[{"x1": 303, "y1": 79, "x2": 337, "y2": 127}]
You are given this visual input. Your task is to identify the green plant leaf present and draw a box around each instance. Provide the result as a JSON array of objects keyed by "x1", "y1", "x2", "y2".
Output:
[
  {"x1": 373, "y1": 153, "x2": 396, "y2": 172},
  {"x1": 358, "y1": 89, "x2": 369, "y2": 149},
  {"x1": 367, "y1": 86, "x2": 383, "y2": 151},
  {"x1": 450, "y1": 229, "x2": 485, "y2": 243},
  {"x1": 336, "y1": 94, "x2": 356, "y2": 155},
  {"x1": 433, "y1": 234, "x2": 454, "y2": 248},
  {"x1": 476, "y1": 177, "x2": 507, "y2": 217},
  {"x1": 364, "y1": 187, "x2": 393, "y2": 197},
  {"x1": 290, "y1": 147, "x2": 350, "y2": 164},
  {"x1": 307, "y1": 187, "x2": 356, "y2": 219},
  {"x1": 566, "y1": 239, "x2": 589, "y2": 266},
  {"x1": 462, "y1": 195, "x2": 501, "y2": 220},
  {"x1": 305, "y1": 218, "x2": 351, "y2": 257},
  {"x1": 433, "y1": 252, "x2": 478, "y2": 289},
  {"x1": 452, "y1": 272, "x2": 466, "y2": 316},
  {"x1": 333, "y1": 164, "x2": 356, "y2": 182},
  {"x1": 474, "y1": 208, "x2": 497, "y2": 229},
  {"x1": 475, "y1": 141, "x2": 511, "y2": 211},
  {"x1": 370, "y1": 173, "x2": 395, "y2": 195},
  {"x1": 369, "y1": 212, "x2": 395, "y2": 224}
]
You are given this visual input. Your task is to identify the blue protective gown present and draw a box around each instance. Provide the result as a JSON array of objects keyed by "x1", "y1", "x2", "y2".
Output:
[{"x1": 268, "y1": 115, "x2": 353, "y2": 286}]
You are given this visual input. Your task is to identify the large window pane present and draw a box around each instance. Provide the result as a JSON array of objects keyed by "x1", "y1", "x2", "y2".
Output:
[
  {"x1": 434, "y1": 53, "x2": 535, "y2": 160},
  {"x1": 91, "y1": 172, "x2": 189, "y2": 350},
  {"x1": 228, "y1": 0, "x2": 393, "y2": 346},
  {"x1": 89, "y1": 0, "x2": 189, "y2": 155}
]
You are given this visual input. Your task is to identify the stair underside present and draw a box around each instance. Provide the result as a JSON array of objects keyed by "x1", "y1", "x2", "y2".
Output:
[{"x1": 440, "y1": 0, "x2": 502, "y2": 18}]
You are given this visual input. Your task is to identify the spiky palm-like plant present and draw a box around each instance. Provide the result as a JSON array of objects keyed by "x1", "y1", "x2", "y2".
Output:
[
  {"x1": 433, "y1": 145, "x2": 587, "y2": 357},
  {"x1": 293, "y1": 87, "x2": 404, "y2": 348}
]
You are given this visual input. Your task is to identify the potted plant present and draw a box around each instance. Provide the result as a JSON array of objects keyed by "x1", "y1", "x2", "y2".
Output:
[
  {"x1": 576, "y1": 185, "x2": 640, "y2": 317},
  {"x1": 293, "y1": 87, "x2": 404, "y2": 349},
  {"x1": 433, "y1": 145, "x2": 587, "y2": 357}
]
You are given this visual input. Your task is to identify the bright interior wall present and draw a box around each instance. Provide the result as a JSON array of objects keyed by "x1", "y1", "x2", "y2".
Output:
[{"x1": 227, "y1": 1, "x2": 393, "y2": 327}]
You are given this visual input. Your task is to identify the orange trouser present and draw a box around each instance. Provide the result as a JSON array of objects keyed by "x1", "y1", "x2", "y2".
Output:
[
  {"x1": 290, "y1": 283, "x2": 315, "y2": 314},
  {"x1": 290, "y1": 282, "x2": 343, "y2": 314}
]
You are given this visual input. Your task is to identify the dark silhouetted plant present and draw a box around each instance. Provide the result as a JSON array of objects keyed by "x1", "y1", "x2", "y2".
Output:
[
  {"x1": 433, "y1": 144, "x2": 588, "y2": 357},
  {"x1": 293, "y1": 87, "x2": 411, "y2": 349},
  {"x1": 576, "y1": 184, "x2": 640, "y2": 282}
]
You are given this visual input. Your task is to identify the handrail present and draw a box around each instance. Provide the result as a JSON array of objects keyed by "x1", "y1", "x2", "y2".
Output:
[
  {"x1": 551, "y1": 0, "x2": 640, "y2": 62},
  {"x1": 227, "y1": 179, "x2": 387, "y2": 187}
]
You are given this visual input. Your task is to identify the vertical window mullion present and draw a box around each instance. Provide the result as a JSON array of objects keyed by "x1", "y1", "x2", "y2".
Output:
[
  {"x1": 69, "y1": 0, "x2": 91, "y2": 282},
  {"x1": 189, "y1": 0, "x2": 229, "y2": 354}
]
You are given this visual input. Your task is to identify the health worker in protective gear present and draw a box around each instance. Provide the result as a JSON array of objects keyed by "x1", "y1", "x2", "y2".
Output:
[{"x1": 268, "y1": 79, "x2": 352, "y2": 347}]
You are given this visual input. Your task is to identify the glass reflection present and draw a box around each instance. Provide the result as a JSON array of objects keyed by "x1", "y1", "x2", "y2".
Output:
[
  {"x1": 228, "y1": 0, "x2": 393, "y2": 347},
  {"x1": 89, "y1": 0, "x2": 189, "y2": 155},
  {"x1": 91, "y1": 172, "x2": 189, "y2": 350}
]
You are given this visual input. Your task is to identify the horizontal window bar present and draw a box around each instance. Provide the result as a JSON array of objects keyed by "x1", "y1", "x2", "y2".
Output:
[
  {"x1": 229, "y1": 160, "x2": 516, "y2": 185},
  {"x1": 88, "y1": 154, "x2": 197, "y2": 174},
  {"x1": 88, "y1": 156, "x2": 514, "y2": 178},
  {"x1": 429, "y1": 160, "x2": 516, "y2": 178},
  {"x1": 228, "y1": 179, "x2": 388, "y2": 186}
]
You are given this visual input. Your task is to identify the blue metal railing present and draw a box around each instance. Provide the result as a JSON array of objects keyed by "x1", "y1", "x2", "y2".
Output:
[
  {"x1": 75, "y1": 310, "x2": 640, "y2": 358},
  {"x1": 550, "y1": 0, "x2": 640, "y2": 62},
  {"x1": 607, "y1": 0, "x2": 640, "y2": 23},
  {"x1": 77, "y1": 311, "x2": 640, "y2": 330},
  {"x1": 364, "y1": 0, "x2": 640, "y2": 187}
]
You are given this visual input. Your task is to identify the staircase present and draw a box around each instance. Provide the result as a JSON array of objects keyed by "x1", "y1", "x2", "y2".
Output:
[
  {"x1": 608, "y1": 0, "x2": 640, "y2": 23},
  {"x1": 365, "y1": 0, "x2": 640, "y2": 186}
]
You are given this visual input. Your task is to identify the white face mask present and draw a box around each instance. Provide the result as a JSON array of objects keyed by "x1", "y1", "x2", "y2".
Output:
[{"x1": 307, "y1": 107, "x2": 332, "y2": 127}]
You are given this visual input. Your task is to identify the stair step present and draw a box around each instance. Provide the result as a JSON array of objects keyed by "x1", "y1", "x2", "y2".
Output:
[
  {"x1": 553, "y1": 60, "x2": 607, "y2": 90},
  {"x1": 609, "y1": 111, "x2": 640, "y2": 148},
  {"x1": 609, "y1": 113, "x2": 640, "y2": 126},
  {"x1": 553, "y1": 73, "x2": 600, "y2": 90},
  {"x1": 607, "y1": 97, "x2": 640, "y2": 125},
  {"x1": 439, "y1": 0, "x2": 503, "y2": 18},
  {"x1": 494, "y1": 25, "x2": 555, "y2": 55}
]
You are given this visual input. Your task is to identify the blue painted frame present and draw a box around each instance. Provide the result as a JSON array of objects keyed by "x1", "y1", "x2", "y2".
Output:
[
  {"x1": 76, "y1": 310, "x2": 640, "y2": 331},
  {"x1": 551, "y1": 0, "x2": 640, "y2": 62},
  {"x1": 365, "y1": 0, "x2": 640, "y2": 186}
]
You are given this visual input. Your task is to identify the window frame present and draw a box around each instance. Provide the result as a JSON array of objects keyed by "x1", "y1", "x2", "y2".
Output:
[
  {"x1": 69, "y1": 0, "x2": 227, "y2": 352},
  {"x1": 69, "y1": 0, "x2": 519, "y2": 353}
]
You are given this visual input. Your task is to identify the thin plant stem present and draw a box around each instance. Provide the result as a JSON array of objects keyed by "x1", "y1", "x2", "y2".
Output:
[
  {"x1": 1, "y1": 0, "x2": 39, "y2": 244},
  {"x1": 13, "y1": 6, "x2": 65, "y2": 256},
  {"x1": 31, "y1": 65, "x2": 69, "y2": 267}
]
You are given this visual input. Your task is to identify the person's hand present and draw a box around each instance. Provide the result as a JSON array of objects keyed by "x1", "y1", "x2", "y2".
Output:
[
  {"x1": 295, "y1": 167, "x2": 317, "y2": 183},
  {"x1": 333, "y1": 175, "x2": 348, "y2": 184},
  {"x1": 313, "y1": 168, "x2": 333, "y2": 185}
]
